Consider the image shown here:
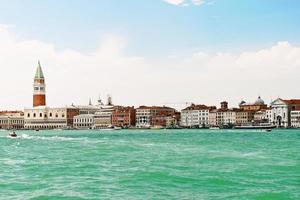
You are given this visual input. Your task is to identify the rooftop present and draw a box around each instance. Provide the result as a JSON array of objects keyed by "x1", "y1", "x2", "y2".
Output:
[{"x1": 283, "y1": 99, "x2": 300, "y2": 105}]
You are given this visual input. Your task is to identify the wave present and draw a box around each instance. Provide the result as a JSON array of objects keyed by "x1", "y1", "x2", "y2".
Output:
[{"x1": 19, "y1": 134, "x2": 90, "y2": 142}]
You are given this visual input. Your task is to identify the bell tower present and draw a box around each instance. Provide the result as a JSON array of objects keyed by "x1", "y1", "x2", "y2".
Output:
[{"x1": 33, "y1": 61, "x2": 46, "y2": 107}]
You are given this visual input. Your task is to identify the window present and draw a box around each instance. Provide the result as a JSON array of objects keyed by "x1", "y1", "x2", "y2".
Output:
[
  {"x1": 27, "y1": 113, "x2": 30, "y2": 117},
  {"x1": 40, "y1": 113, "x2": 42, "y2": 117},
  {"x1": 50, "y1": 113, "x2": 52, "y2": 117}
]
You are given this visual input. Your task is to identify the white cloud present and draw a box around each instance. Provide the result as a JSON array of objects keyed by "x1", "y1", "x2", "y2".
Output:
[
  {"x1": 163, "y1": 0, "x2": 204, "y2": 6},
  {"x1": 191, "y1": 0, "x2": 204, "y2": 6},
  {"x1": 0, "y1": 25, "x2": 299, "y2": 110},
  {"x1": 163, "y1": 0, "x2": 185, "y2": 6}
]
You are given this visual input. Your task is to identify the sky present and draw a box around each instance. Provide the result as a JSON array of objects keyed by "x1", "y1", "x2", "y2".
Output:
[{"x1": 0, "y1": 0, "x2": 300, "y2": 110}]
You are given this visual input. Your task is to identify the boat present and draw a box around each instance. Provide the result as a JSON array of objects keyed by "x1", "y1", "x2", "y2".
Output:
[
  {"x1": 209, "y1": 126, "x2": 220, "y2": 130},
  {"x1": 150, "y1": 126, "x2": 163, "y2": 130},
  {"x1": 114, "y1": 126, "x2": 122, "y2": 130},
  {"x1": 8, "y1": 132, "x2": 17, "y2": 138},
  {"x1": 235, "y1": 123, "x2": 276, "y2": 130},
  {"x1": 265, "y1": 129, "x2": 272, "y2": 132}
]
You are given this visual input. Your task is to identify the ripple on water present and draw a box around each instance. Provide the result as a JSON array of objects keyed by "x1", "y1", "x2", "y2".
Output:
[{"x1": 0, "y1": 129, "x2": 299, "y2": 199}]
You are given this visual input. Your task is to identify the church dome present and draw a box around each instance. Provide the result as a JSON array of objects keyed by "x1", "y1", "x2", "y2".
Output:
[
  {"x1": 239, "y1": 100, "x2": 246, "y2": 106},
  {"x1": 255, "y1": 96, "x2": 265, "y2": 105}
]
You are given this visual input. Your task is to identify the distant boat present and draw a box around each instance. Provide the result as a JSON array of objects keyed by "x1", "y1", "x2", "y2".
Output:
[
  {"x1": 114, "y1": 126, "x2": 122, "y2": 130},
  {"x1": 235, "y1": 124, "x2": 276, "y2": 129},
  {"x1": 150, "y1": 126, "x2": 163, "y2": 130},
  {"x1": 8, "y1": 132, "x2": 17, "y2": 138},
  {"x1": 209, "y1": 126, "x2": 220, "y2": 130}
]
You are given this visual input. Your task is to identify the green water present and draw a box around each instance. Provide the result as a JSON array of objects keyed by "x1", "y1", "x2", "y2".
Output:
[{"x1": 0, "y1": 129, "x2": 299, "y2": 200}]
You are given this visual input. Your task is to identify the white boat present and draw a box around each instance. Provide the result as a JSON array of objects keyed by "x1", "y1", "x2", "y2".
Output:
[
  {"x1": 235, "y1": 124, "x2": 276, "y2": 129},
  {"x1": 209, "y1": 127, "x2": 220, "y2": 130},
  {"x1": 150, "y1": 126, "x2": 163, "y2": 130}
]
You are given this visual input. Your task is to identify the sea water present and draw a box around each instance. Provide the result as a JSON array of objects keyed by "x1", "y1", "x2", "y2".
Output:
[{"x1": 0, "y1": 129, "x2": 299, "y2": 200}]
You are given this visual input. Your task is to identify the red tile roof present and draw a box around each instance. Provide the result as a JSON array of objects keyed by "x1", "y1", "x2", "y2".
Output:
[
  {"x1": 283, "y1": 99, "x2": 300, "y2": 105},
  {"x1": 137, "y1": 105, "x2": 175, "y2": 110},
  {"x1": 182, "y1": 104, "x2": 216, "y2": 111}
]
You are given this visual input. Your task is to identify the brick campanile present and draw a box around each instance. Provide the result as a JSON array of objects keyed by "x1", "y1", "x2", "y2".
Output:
[{"x1": 33, "y1": 61, "x2": 46, "y2": 107}]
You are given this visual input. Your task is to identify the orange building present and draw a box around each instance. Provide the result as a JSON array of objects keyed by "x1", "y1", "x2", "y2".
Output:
[{"x1": 112, "y1": 106, "x2": 136, "y2": 127}]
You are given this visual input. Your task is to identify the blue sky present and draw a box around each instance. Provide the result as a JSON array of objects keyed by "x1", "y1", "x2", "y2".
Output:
[
  {"x1": 0, "y1": 0, "x2": 300, "y2": 109},
  {"x1": 0, "y1": 0, "x2": 299, "y2": 56}
]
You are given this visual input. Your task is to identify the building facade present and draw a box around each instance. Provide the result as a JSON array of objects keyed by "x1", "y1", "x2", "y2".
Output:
[
  {"x1": 151, "y1": 112, "x2": 180, "y2": 128},
  {"x1": 111, "y1": 106, "x2": 136, "y2": 128},
  {"x1": 136, "y1": 106, "x2": 176, "y2": 128},
  {"x1": 235, "y1": 110, "x2": 255, "y2": 125},
  {"x1": 271, "y1": 98, "x2": 300, "y2": 128},
  {"x1": 93, "y1": 105, "x2": 115, "y2": 128},
  {"x1": 209, "y1": 102, "x2": 236, "y2": 127},
  {"x1": 291, "y1": 109, "x2": 300, "y2": 128},
  {"x1": 181, "y1": 104, "x2": 214, "y2": 128},
  {"x1": 24, "y1": 107, "x2": 79, "y2": 129},
  {"x1": 0, "y1": 111, "x2": 24, "y2": 130},
  {"x1": 74, "y1": 114, "x2": 95, "y2": 129}
]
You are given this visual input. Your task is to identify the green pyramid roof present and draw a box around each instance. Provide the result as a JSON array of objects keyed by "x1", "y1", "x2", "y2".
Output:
[{"x1": 35, "y1": 61, "x2": 44, "y2": 79}]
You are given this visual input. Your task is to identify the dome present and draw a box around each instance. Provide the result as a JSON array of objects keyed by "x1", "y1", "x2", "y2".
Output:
[
  {"x1": 239, "y1": 100, "x2": 246, "y2": 106},
  {"x1": 255, "y1": 96, "x2": 265, "y2": 105}
]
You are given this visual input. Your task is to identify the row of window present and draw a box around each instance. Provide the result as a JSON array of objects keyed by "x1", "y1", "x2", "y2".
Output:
[
  {"x1": 74, "y1": 118, "x2": 93, "y2": 123},
  {"x1": 27, "y1": 113, "x2": 65, "y2": 118},
  {"x1": 0, "y1": 120, "x2": 24, "y2": 124}
]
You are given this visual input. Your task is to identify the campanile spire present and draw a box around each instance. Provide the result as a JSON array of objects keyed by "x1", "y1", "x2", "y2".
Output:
[{"x1": 33, "y1": 61, "x2": 46, "y2": 107}]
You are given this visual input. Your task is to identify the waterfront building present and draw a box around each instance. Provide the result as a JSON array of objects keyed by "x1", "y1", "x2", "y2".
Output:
[
  {"x1": 151, "y1": 111, "x2": 180, "y2": 128},
  {"x1": 94, "y1": 105, "x2": 115, "y2": 129},
  {"x1": 209, "y1": 102, "x2": 236, "y2": 127},
  {"x1": 208, "y1": 110, "x2": 217, "y2": 127},
  {"x1": 239, "y1": 96, "x2": 268, "y2": 111},
  {"x1": 24, "y1": 61, "x2": 79, "y2": 129},
  {"x1": 291, "y1": 109, "x2": 300, "y2": 128},
  {"x1": 235, "y1": 110, "x2": 255, "y2": 126},
  {"x1": 215, "y1": 102, "x2": 231, "y2": 127},
  {"x1": 253, "y1": 108, "x2": 272, "y2": 124},
  {"x1": 136, "y1": 106, "x2": 176, "y2": 128},
  {"x1": 24, "y1": 106, "x2": 79, "y2": 129},
  {"x1": 271, "y1": 98, "x2": 300, "y2": 128},
  {"x1": 265, "y1": 108, "x2": 273, "y2": 123},
  {"x1": 74, "y1": 114, "x2": 95, "y2": 129},
  {"x1": 0, "y1": 111, "x2": 24, "y2": 130},
  {"x1": 181, "y1": 104, "x2": 215, "y2": 128},
  {"x1": 111, "y1": 106, "x2": 136, "y2": 128},
  {"x1": 223, "y1": 109, "x2": 237, "y2": 125},
  {"x1": 165, "y1": 112, "x2": 181, "y2": 128}
]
